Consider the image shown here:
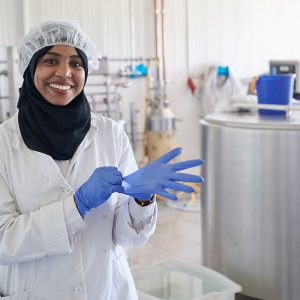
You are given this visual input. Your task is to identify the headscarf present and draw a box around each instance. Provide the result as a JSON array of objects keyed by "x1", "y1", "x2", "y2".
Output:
[{"x1": 17, "y1": 46, "x2": 91, "y2": 160}]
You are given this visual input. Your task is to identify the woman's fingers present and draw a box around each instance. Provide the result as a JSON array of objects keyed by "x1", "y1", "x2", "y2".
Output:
[
  {"x1": 162, "y1": 180, "x2": 195, "y2": 193},
  {"x1": 170, "y1": 173, "x2": 204, "y2": 183},
  {"x1": 169, "y1": 159, "x2": 205, "y2": 171},
  {"x1": 155, "y1": 148, "x2": 182, "y2": 164},
  {"x1": 155, "y1": 189, "x2": 178, "y2": 201}
]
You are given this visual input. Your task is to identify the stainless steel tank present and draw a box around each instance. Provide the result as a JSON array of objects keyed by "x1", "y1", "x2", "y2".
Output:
[{"x1": 200, "y1": 112, "x2": 300, "y2": 300}]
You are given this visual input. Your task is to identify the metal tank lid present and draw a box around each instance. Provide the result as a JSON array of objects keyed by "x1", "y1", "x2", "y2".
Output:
[{"x1": 200, "y1": 111, "x2": 300, "y2": 130}]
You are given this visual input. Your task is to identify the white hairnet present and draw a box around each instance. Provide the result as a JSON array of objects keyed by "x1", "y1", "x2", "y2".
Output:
[{"x1": 17, "y1": 19, "x2": 100, "y2": 75}]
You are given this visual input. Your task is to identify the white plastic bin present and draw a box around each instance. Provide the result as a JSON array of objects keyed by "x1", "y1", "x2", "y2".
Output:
[{"x1": 132, "y1": 260, "x2": 241, "y2": 300}]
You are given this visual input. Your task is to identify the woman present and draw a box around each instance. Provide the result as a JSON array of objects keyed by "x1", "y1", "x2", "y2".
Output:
[{"x1": 0, "y1": 20, "x2": 204, "y2": 299}]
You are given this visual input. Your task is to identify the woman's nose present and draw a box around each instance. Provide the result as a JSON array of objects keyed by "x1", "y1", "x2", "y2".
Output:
[{"x1": 55, "y1": 63, "x2": 72, "y2": 78}]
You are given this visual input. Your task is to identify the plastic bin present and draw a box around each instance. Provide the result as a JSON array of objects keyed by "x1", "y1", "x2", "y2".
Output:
[
  {"x1": 132, "y1": 260, "x2": 242, "y2": 300},
  {"x1": 256, "y1": 74, "x2": 294, "y2": 116}
]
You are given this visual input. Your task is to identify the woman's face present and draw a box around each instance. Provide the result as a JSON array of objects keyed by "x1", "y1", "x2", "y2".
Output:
[{"x1": 34, "y1": 45, "x2": 85, "y2": 106}]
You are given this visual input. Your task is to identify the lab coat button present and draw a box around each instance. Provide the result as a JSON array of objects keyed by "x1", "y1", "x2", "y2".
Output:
[
  {"x1": 72, "y1": 236, "x2": 78, "y2": 243},
  {"x1": 74, "y1": 286, "x2": 83, "y2": 294}
]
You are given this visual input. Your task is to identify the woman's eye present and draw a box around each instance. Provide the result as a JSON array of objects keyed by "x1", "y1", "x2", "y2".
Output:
[
  {"x1": 70, "y1": 61, "x2": 83, "y2": 68},
  {"x1": 44, "y1": 59, "x2": 56, "y2": 65}
]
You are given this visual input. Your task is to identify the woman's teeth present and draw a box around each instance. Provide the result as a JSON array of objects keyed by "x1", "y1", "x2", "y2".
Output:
[{"x1": 49, "y1": 83, "x2": 71, "y2": 91}]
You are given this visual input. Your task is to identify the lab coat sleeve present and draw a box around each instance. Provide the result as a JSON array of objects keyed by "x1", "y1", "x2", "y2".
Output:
[
  {"x1": 112, "y1": 127, "x2": 157, "y2": 248},
  {"x1": 63, "y1": 196, "x2": 86, "y2": 236},
  {"x1": 128, "y1": 196, "x2": 157, "y2": 237},
  {"x1": 113, "y1": 194, "x2": 157, "y2": 248},
  {"x1": 0, "y1": 167, "x2": 73, "y2": 265}
]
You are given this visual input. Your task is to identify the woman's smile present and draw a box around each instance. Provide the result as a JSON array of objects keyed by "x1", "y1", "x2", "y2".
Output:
[{"x1": 48, "y1": 83, "x2": 72, "y2": 91}]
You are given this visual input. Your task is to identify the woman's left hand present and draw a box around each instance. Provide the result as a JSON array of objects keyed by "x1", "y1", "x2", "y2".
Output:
[{"x1": 122, "y1": 148, "x2": 204, "y2": 200}]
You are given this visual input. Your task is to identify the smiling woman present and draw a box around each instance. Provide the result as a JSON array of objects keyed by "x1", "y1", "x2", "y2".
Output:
[{"x1": 0, "y1": 20, "x2": 157, "y2": 299}]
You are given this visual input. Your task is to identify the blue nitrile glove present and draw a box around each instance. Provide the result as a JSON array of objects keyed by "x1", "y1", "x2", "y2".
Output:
[
  {"x1": 75, "y1": 167, "x2": 125, "y2": 215},
  {"x1": 122, "y1": 148, "x2": 204, "y2": 200}
]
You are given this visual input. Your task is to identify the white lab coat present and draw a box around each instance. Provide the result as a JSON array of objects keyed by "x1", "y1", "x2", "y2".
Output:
[{"x1": 0, "y1": 113, "x2": 157, "y2": 300}]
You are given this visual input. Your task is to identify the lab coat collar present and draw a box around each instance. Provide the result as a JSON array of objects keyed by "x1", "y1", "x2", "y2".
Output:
[{"x1": 7, "y1": 112, "x2": 98, "y2": 187}]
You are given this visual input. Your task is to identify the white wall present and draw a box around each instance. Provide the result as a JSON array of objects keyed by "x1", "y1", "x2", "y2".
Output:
[
  {"x1": 186, "y1": 0, "x2": 300, "y2": 78},
  {"x1": 1, "y1": 0, "x2": 300, "y2": 161}
]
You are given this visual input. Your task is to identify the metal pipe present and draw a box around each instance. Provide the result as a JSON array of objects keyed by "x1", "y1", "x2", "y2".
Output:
[
  {"x1": 6, "y1": 47, "x2": 17, "y2": 118},
  {"x1": 129, "y1": 102, "x2": 138, "y2": 151},
  {"x1": 185, "y1": 0, "x2": 190, "y2": 75},
  {"x1": 128, "y1": 0, "x2": 135, "y2": 62},
  {"x1": 161, "y1": 0, "x2": 166, "y2": 84},
  {"x1": 154, "y1": 0, "x2": 161, "y2": 82},
  {"x1": 21, "y1": 0, "x2": 29, "y2": 35}
]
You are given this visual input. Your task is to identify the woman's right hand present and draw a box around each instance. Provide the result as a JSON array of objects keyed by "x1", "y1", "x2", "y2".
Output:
[{"x1": 74, "y1": 167, "x2": 125, "y2": 216}]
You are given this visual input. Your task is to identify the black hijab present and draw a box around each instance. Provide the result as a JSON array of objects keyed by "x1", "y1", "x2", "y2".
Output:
[{"x1": 17, "y1": 46, "x2": 91, "y2": 160}]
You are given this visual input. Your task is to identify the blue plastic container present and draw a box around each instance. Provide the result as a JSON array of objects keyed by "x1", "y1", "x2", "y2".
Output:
[{"x1": 256, "y1": 74, "x2": 294, "y2": 116}]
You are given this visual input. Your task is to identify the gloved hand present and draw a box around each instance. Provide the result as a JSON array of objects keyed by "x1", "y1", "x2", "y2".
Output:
[
  {"x1": 75, "y1": 167, "x2": 125, "y2": 215},
  {"x1": 122, "y1": 147, "x2": 204, "y2": 200}
]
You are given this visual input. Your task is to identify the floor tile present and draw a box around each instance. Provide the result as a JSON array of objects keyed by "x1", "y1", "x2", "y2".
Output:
[{"x1": 128, "y1": 200, "x2": 202, "y2": 268}]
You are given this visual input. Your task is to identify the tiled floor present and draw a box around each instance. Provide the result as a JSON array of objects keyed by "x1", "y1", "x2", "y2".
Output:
[{"x1": 127, "y1": 199, "x2": 202, "y2": 268}]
